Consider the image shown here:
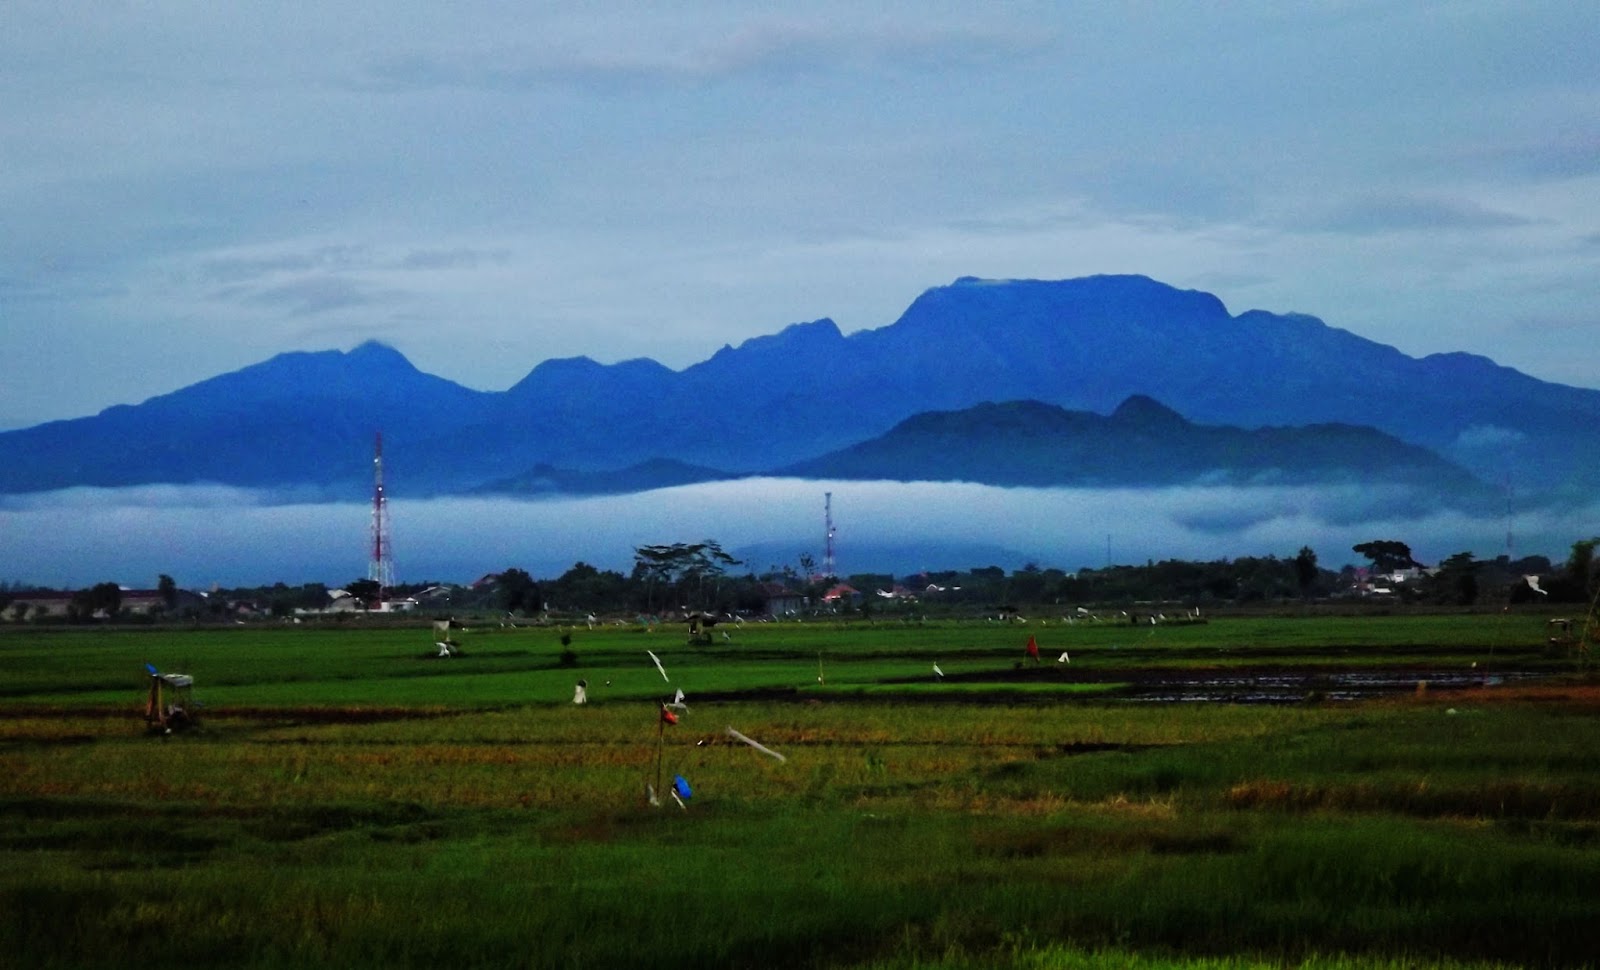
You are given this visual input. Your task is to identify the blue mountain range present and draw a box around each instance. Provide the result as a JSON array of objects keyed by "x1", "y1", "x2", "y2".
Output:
[{"x1": 1, "y1": 274, "x2": 1592, "y2": 503}]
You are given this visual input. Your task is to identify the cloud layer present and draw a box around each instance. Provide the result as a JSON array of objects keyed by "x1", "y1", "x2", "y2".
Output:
[{"x1": 3, "y1": 479, "x2": 1590, "y2": 590}]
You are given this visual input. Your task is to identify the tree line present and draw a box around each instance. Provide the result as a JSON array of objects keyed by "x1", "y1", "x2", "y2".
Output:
[{"x1": 5, "y1": 537, "x2": 1598, "y2": 623}]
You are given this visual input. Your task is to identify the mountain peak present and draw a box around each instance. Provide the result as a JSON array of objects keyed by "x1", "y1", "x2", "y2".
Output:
[
  {"x1": 891, "y1": 274, "x2": 1232, "y2": 341},
  {"x1": 524, "y1": 355, "x2": 602, "y2": 375},
  {"x1": 181, "y1": 340, "x2": 420, "y2": 399},
  {"x1": 719, "y1": 318, "x2": 844, "y2": 358},
  {"x1": 507, "y1": 354, "x2": 674, "y2": 403},
  {"x1": 1111, "y1": 395, "x2": 1189, "y2": 428},
  {"x1": 347, "y1": 339, "x2": 410, "y2": 362}
]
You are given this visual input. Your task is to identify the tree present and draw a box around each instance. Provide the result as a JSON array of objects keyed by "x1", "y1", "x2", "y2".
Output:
[
  {"x1": 158, "y1": 574, "x2": 178, "y2": 611},
  {"x1": 204, "y1": 589, "x2": 231, "y2": 617},
  {"x1": 1294, "y1": 546, "x2": 1319, "y2": 599},
  {"x1": 545, "y1": 562, "x2": 628, "y2": 613},
  {"x1": 1568, "y1": 538, "x2": 1598, "y2": 599},
  {"x1": 633, "y1": 540, "x2": 741, "y2": 612},
  {"x1": 69, "y1": 582, "x2": 122, "y2": 621},
  {"x1": 1353, "y1": 540, "x2": 1422, "y2": 574},
  {"x1": 346, "y1": 578, "x2": 381, "y2": 607},
  {"x1": 298, "y1": 582, "x2": 329, "y2": 613},
  {"x1": 681, "y1": 540, "x2": 740, "y2": 610},
  {"x1": 633, "y1": 545, "x2": 689, "y2": 612},
  {"x1": 1430, "y1": 551, "x2": 1480, "y2": 606},
  {"x1": 496, "y1": 568, "x2": 540, "y2": 616},
  {"x1": 1010, "y1": 563, "x2": 1046, "y2": 604}
]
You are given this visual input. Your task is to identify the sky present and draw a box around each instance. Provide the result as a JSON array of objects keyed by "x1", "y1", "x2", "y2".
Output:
[{"x1": 3, "y1": 1, "x2": 1599, "y2": 432}]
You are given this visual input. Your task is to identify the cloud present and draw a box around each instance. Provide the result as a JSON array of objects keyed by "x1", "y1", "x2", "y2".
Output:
[
  {"x1": 398, "y1": 247, "x2": 511, "y2": 271},
  {"x1": 190, "y1": 242, "x2": 455, "y2": 319},
  {"x1": 234, "y1": 276, "x2": 398, "y2": 317},
  {"x1": 197, "y1": 245, "x2": 372, "y2": 285},
  {"x1": 4, "y1": 478, "x2": 1592, "y2": 589},
  {"x1": 0, "y1": 484, "x2": 270, "y2": 512},
  {"x1": 1310, "y1": 195, "x2": 1536, "y2": 235},
  {"x1": 1421, "y1": 132, "x2": 1600, "y2": 183},
  {"x1": 360, "y1": 21, "x2": 1049, "y2": 92}
]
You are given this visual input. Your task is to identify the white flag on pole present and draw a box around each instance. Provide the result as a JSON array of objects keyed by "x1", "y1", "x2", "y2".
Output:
[
  {"x1": 647, "y1": 650, "x2": 669, "y2": 681},
  {"x1": 726, "y1": 726, "x2": 786, "y2": 762}
]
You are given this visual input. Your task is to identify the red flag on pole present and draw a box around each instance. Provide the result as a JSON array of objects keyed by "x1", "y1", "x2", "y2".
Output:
[
  {"x1": 660, "y1": 705, "x2": 679, "y2": 725},
  {"x1": 1025, "y1": 635, "x2": 1039, "y2": 660}
]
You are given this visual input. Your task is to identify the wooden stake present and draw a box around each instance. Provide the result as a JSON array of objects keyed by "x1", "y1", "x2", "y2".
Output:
[{"x1": 654, "y1": 708, "x2": 666, "y2": 800}]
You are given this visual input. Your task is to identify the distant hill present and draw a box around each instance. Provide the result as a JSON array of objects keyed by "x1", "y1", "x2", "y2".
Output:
[
  {"x1": 0, "y1": 342, "x2": 491, "y2": 495},
  {"x1": 776, "y1": 396, "x2": 1491, "y2": 494},
  {"x1": 473, "y1": 458, "x2": 742, "y2": 496},
  {"x1": 0, "y1": 274, "x2": 1594, "y2": 497},
  {"x1": 470, "y1": 396, "x2": 1490, "y2": 502}
]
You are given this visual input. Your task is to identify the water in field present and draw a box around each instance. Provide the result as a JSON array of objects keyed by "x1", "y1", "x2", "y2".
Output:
[
  {"x1": 1111, "y1": 667, "x2": 1549, "y2": 703},
  {"x1": 877, "y1": 664, "x2": 1561, "y2": 704}
]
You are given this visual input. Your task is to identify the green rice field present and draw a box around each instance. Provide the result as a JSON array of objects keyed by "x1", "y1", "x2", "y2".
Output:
[{"x1": 2, "y1": 612, "x2": 1596, "y2": 968}]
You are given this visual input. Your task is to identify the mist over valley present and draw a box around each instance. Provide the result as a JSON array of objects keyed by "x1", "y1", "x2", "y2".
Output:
[{"x1": 4, "y1": 478, "x2": 1590, "y2": 590}]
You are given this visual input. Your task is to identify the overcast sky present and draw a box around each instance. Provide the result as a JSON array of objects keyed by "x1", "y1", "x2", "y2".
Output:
[{"x1": 3, "y1": 1, "x2": 1598, "y2": 431}]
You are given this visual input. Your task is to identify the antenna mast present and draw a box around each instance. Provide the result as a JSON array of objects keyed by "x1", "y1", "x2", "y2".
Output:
[
  {"x1": 823, "y1": 492, "x2": 837, "y2": 579},
  {"x1": 369, "y1": 431, "x2": 394, "y2": 603}
]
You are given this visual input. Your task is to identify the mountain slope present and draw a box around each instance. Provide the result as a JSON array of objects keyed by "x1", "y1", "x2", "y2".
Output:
[
  {"x1": 775, "y1": 396, "x2": 1491, "y2": 494},
  {"x1": 0, "y1": 342, "x2": 494, "y2": 493},
  {"x1": 472, "y1": 458, "x2": 742, "y2": 496},
  {"x1": 1, "y1": 275, "x2": 1596, "y2": 495},
  {"x1": 472, "y1": 274, "x2": 1597, "y2": 486},
  {"x1": 833, "y1": 277, "x2": 1594, "y2": 488},
  {"x1": 472, "y1": 396, "x2": 1489, "y2": 501}
]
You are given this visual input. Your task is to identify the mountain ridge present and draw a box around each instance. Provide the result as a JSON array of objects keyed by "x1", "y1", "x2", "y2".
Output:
[
  {"x1": 0, "y1": 274, "x2": 1593, "y2": 497},
  {"x1": 770, "y1": 397, "x2": 1490, "y2": 495},
  {"x1": 454, "y1": 395, "x2": 1491, "y2": 505}
]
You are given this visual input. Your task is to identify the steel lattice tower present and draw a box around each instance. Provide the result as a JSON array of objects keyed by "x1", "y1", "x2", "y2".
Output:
[{"x1": 368, "y1": 431, "x2": 394, "y2": 601}]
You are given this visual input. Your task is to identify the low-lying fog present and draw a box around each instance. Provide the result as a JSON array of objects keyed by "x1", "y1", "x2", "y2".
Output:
[{"x1": 3, "y1": 478, "x2": 1592, "y2": 589}]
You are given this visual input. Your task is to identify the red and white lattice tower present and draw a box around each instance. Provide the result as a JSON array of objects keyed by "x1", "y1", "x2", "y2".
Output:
[
  {"x1": 823, "y1": 491, "x2": 837, "y2": 579},
  {"x1": 368, "y1": 431, "x2": 394, "y2": 600}
]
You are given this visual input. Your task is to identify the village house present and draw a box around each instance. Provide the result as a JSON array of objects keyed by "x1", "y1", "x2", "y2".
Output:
[
  {"x1": 820, "y1": 583, "x2": 862, "y2": 608},
  {"x1": 758, "y1": 582, "x2": 806, "y2": 618},
  {"x1": 3, "y1": 587, "x2": 206, "y2": 621}
]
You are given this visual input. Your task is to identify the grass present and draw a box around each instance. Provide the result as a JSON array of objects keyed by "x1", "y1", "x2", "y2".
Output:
[
  {"x1": 2, "y1": 613, "x2": 1597, "y2": 968},
  {"x1": 2, "y1": 611, "x2": 1571, "y2": 707}
]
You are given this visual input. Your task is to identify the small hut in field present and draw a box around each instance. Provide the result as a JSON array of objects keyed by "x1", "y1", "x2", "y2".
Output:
[{"x1": 144, "y1": 666, "x2": 196, "y2": 732}]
